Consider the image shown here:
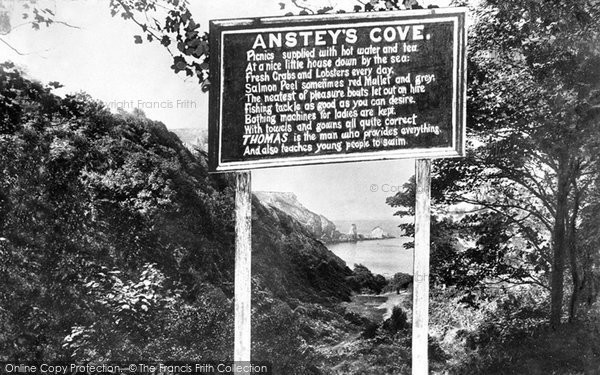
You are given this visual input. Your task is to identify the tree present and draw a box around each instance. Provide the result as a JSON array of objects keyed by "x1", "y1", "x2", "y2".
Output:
[
  {"x1": 347, "y1": 264, "x2": 388, "y2": 294},
  {"x1": 387, "y1": 177, "x2": 538, "y2": 305},
  {"x1": 389, "y1": 0, "x2": 600, "y2": 327},
  {"x1": 473, "y1": 0, "x2": 599, "y2": 327}
]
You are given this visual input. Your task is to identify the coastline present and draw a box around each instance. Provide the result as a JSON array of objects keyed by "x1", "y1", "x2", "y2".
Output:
[{"x1": 325, "y1": 235, "x2": 396, "y2": 245}]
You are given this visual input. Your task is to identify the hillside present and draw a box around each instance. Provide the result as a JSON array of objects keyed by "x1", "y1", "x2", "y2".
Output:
[
  {"x1": 255, "y1": 191, "x2": 342, "y2": 243},
  {"x1": 0, "y1": 62, "x2": 356, "y2": 373},
  {"x1": 253, "y1": 196, "x2": 352, "y2": 303}
]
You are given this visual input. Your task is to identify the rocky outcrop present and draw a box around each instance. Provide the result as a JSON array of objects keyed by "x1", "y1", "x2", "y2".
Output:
[
  {"x1": 252, "y1": 196, "x2": 353, "y2": 303},
  {"x1": 255, "y1": 191, "x2": 342, "y2": 243}
]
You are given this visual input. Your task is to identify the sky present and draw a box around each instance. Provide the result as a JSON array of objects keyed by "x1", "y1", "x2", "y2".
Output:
[{"x1": 0, "y1": 0, "x2": 450, "y2": 220}]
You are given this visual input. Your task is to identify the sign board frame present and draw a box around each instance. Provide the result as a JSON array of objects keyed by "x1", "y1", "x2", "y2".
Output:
[
  {"x1": 208, "y1": 8, "x2": 468, "y2": 375},
  {"x1": 209, "y1": 8, "x2": 467, "y2": 172}
]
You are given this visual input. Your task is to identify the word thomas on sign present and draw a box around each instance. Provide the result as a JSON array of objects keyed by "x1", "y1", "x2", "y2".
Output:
[{"x1": 208, "y1": 8, "x2": 466, "y2": 172}]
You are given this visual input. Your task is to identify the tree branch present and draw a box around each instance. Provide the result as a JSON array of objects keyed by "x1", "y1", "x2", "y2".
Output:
[
  {"x1": 289, "y1": 0, "x2": 316, "y2": 14},
  {"x1": 457, "y1": 197, "x2": 551, "y2": 258},
  {"x1": 0, "y1": 37, "x2": 26, "y2": 55}
]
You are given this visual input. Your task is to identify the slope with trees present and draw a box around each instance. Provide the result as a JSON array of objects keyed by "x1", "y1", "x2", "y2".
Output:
[{"x1": 0, "y1": 62, "x2": 365, "y2": 374}]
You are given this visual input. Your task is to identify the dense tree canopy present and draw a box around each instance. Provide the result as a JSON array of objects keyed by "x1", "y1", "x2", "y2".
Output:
[
  {"x1": 0, "y1": 60, "x2": 239, "y2": 360},
  {"x1": 389, "y1": 0, "x2": 600, "y2": 326}
]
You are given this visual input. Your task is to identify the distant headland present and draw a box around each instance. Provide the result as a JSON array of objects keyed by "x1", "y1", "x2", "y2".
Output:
[{"x1": 254, "y1": 191, "x2": 398, "y2": 244}]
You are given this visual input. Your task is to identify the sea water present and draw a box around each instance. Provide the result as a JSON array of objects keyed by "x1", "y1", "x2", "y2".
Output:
[{"x1": 326, "y1": 237, "x2": 413, "y2": 277}]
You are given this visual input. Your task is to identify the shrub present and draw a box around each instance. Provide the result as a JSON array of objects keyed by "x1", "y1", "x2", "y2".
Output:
[
  {"x1": 383, "y1": 306, "x2": 409, "y2": 334},
  {"x1": 361, "y1": 321, "x2": 379, "y2": 339},
  {"x1": 347, "y1": 264, "x2": 388, "y2": 294},
  {"x1": 385, "y1": 272, "x2": 413, "y2": 293}
]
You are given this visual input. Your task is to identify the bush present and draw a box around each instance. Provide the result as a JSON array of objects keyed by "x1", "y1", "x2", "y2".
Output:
[
  {"x1": 383, "y1": 306, "x2": 409, "y2": 334},
  {"x1": 361, "y1": 321, "x2": 379, "y2": 339},
  {"x1": 347, "y1": 264, "x2": 388, "y2": 294},
  {"x1": 384, "y1": 272, "x2": 413, "y2": 294},
  {"x1": 430, "y1": 286, "x2": 600, "y2": 374},
  {"x1": 252, "y1": 291, "x2": 322, "y2": 375}
]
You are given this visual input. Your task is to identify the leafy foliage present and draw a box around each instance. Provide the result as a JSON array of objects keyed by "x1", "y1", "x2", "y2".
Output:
[
  {"x1": 382, "y1": 306, "x2": 409, "y2": 334},
  {"x1": 387, "y1": 178, "x2": 537, "y2": 301},
  {"x1": 252, "y1": 289, "x2": 321, "y2": 375},
  {"x1": 109, "y1": 0, "x2": 209, "y2": 88},
  {"x1": 384, "y1": 272, "x2": 412, "y2": 293},
  {"x1": 63, "y1": 265, "x2": 233, "y2": 361},
  {"x1": 346, "y1": 264, "x2": 387, "y2": 295},
  {"x1": 0, "y1": 61, "x2": 238, "y2": 361},
  {"x1": 387, "y1": 0, "x2": 600, "y2": 324},
  {"x1": 453, "y1": 0, "x2": 600, "y2": 325}
]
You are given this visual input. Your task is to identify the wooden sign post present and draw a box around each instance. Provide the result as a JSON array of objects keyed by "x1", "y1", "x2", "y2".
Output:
[
  {"x1": 208, "y1": 8, "x2": 466, "y2": 374},
  {"x1": 234, "y1": 171, "x2": 252, "y2": 369},
  {"x1": 413, "y1": 159, "x2": 431, "y2": 374}
]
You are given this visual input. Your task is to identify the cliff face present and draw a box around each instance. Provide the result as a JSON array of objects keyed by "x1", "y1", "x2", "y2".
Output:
[
  {"x1": 255, "y1": 191, "x2": 341, "y2": 243},
  {"x1": 252, "y1": 197, "x2": 353, "y2": 303}
]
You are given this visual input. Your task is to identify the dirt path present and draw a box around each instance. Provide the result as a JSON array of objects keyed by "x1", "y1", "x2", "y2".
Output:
[
  {"x1": 341, "y1": 291, "x2": 411, "y2": 322},
  {"x1": 377, "y1": 291, "x2": 410, "y2": 320}
]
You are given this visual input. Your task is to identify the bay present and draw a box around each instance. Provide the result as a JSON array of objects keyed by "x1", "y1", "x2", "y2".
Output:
[{"x1": 326, "y1": 237, "x2": 413, "y2": 277}]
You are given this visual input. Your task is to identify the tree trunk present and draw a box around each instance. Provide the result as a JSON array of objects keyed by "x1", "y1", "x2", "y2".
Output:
[
  {"x1": 569, "y1": 265, "x2": 580, "y2": 322},
  {"x1": 568, "y1": 190, "x2": 581, "y2": 323},
  {"x1": 550, "y1": 161, "x2": 569, "y2": 329}
]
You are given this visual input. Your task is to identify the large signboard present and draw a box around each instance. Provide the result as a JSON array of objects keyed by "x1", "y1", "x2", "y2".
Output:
[{"x1": 209, "y1": 8, "x2": 466, "y2": 171}]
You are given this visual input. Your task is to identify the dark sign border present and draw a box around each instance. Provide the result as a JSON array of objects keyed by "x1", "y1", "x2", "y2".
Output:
[{"x1": 209, "y1": 8, "x2": 467, "y2": 172}]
